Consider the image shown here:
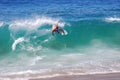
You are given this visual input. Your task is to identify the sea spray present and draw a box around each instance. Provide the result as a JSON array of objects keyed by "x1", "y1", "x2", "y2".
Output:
[
  {"x1": 12, "y1": 37, "x2": 24, "y2": 51},
  {"x1": 9, "y1": 16, "x2": 66, "y2": 32},
  {"x1": 105, "y1": 17, "x2": 120, "y2": 22}
]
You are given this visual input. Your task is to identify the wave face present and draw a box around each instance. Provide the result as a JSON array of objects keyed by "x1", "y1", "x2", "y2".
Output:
[{"x1": 0, "y1": 0, "x2": 120, "y2": 78}]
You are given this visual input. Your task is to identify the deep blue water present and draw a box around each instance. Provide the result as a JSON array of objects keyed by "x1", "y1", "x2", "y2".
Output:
[
  {"x1": 0, "y1": 0, "x2": 120, "y2": 21},
  {"x1": 0, "y1": 0, "x2": 120, "y2": 78}
]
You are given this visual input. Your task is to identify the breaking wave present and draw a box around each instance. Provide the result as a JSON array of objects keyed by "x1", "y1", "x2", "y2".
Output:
[{"x1": 105, "y1": 17, "x2": 120, "y2": 22}]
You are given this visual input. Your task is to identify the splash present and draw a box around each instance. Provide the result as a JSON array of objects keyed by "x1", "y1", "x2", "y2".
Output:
[
  {"x1": 105, "y1": 17, "x2": 120, "y2": 22},
  {"x1": 0, "y1": 22, "x2": 4, "y2": 27},
  {"x1": 61, "y1": 30, "x2": 68, "y2": 35},
  {"x1": 9, "y1": 16, "x2": 66, "y2": 32},
  {"x1": 12, "y1": 37, "x2": 25, "y2": 51},
  {"x1": 30, "y1": 56, "x2": 45, "y2": 66}
]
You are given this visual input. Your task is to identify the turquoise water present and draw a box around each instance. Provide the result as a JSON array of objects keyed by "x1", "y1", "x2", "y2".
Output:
[{"x1": 0, "y1": 0, "x2": 120, "y2": 77}]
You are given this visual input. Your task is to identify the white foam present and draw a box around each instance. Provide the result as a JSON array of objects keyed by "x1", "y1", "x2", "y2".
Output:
[
  {"x1": 11, "y1": 70, "x2": 33, "y2": 75},
  {"x1": 9, "y1": 16, "x2": 66, "y2": 31},
  {"x1": 31, "y1": 74, "x2": 63, "y2": 79},
  {"x1": 12, "y1": 37, "x2": 25, "y2": 51},
  {"x1": 42, "y1": 36, "x2": 52, "y2": 43},
  {"x1": 61, "y1": 54, "x2": 83, "y2": 58},
  {"x1": 1, "y1": 69, "x2": 120, "y2": 80},
  {"x1": 24, "y1": 46, "x2": 42, "y2": 52},
  {"x1": 30, "y1": 56, "x2": 45, "y2": 66},
  {"x1": 105, "y1": 17, "x2": 120, "y2": 22},
  {"x1": 0, "y1": 78, "x2": 28, "y2": 80},
  {"x1": 0, "y1": 22, "x2": 4, "y2": 27},
  {"x1": 36, "y1": 29, "x2": 51, "y2": 36},
  {"x1": 1, "y1": 70, "x2": 37, "y2": 76},
  {"x1": 43, "y1": 39, "x2": 49, "y2": 42}
]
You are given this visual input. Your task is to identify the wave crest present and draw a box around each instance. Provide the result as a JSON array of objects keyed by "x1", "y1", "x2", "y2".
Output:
[
  {"x1": 9, "y1": 16, "x2": 66, "y2": 31},
  {"x1": 0, "y1": 22, "x2": 4, "y2": 27},
  {"x1": 105, "y1": 17, "x2": 120, "y2": 22}
]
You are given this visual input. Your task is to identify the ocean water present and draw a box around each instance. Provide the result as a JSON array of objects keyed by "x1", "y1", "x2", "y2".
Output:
[{"x1": 0, "y1": 0, "x2": 120, "y2": 79}]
